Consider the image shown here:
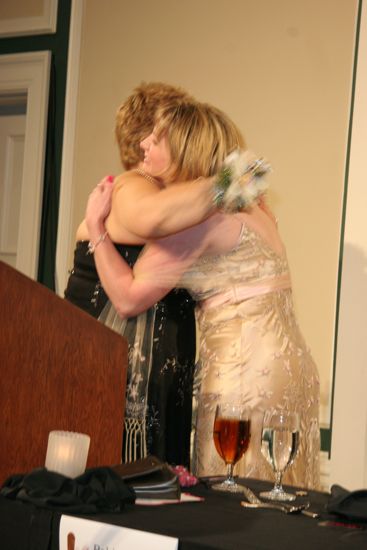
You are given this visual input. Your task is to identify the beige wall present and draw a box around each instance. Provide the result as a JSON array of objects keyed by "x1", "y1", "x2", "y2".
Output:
[{"x1": 67, "y1": 0, "x2": 358, "y2": 427}]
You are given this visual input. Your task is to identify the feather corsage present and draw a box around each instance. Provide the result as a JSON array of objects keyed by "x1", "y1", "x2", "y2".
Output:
[{"x1": 213, "y1": 149, "x2": 271, "y2": 212}]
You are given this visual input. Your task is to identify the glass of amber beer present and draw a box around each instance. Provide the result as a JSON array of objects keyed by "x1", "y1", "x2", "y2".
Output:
[{"x1": 212, "y1": 402, "x2": 251, "y2": 493}]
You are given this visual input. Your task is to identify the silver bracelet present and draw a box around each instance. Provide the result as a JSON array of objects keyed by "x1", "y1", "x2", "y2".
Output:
[{"x1": 87, "y1": 231, "x2": 108, "y2": 254}]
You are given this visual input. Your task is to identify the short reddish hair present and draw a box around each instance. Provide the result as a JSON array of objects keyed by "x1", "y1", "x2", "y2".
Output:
[{"x1": 115, "y1": 81, "x2": 192, "y2": 170}]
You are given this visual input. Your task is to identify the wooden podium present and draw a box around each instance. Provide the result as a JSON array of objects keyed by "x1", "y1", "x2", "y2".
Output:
[{"x1": 0, "y1": 261, "x2": 128, "y2": 484}]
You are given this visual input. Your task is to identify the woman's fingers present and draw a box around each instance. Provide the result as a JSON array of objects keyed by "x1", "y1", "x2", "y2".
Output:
[
  {"x1": 97, "y1": 175, "x2": 115, "y2": 189},
  {"x1": 86, "y1": 175, "x2": 115, "y2": 223}
]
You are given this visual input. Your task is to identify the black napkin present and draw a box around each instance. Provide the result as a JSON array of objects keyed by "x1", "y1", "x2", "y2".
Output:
[
  {"x1": 0, "y1": 467, "x2": 135, "y2": 514},
  {"x1": 327, "y1": 484, "x2": 367, "y2": 523}
]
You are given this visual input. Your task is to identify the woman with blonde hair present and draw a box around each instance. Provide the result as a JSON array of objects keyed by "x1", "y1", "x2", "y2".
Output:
[{"x1": 86, "y1": 100, "x2": 321, "y2": 489}]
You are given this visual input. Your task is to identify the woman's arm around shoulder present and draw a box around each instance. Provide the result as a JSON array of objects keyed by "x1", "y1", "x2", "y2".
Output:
[{"x1": 105, "y1": 170, "x2": 216, "y2": 241}]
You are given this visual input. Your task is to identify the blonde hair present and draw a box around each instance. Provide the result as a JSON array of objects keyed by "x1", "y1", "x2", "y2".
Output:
[
  {"x1": 154, "y1": 101, "x2": 246, "y2": 181},
  {"x1": 115, "y1": 82, "x2": 192, "y2": 169}
]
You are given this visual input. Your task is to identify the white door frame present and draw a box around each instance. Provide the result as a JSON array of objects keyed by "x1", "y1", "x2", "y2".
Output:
[{"x1": 0, "y1": 51, "x2": 51, "y2": 279}]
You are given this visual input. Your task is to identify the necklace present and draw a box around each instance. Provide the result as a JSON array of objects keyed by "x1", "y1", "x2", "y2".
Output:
[{"x1": 135, "y1": 168, "x2": 157, "y2": 185}]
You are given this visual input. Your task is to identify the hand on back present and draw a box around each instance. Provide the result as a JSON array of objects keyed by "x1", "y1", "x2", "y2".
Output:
[{"x1": 85, "y1": 175, "x2": 115, "y2": 229}]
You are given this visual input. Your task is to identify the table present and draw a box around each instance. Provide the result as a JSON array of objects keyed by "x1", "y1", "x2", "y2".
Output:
[{"x1": 1, "y1": 478, "x2": 366, "y2": 549}]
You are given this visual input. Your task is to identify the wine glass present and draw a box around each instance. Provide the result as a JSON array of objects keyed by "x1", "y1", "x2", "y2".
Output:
[
  {"x1": 212, "y1": 402, "x2": 251, "y2": 493},
  {"x1": 260, "y1": 409, "x2": 300, "y2": 501}
]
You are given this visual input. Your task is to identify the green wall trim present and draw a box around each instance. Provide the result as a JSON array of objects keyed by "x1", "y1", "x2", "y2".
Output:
[{"x1": 320, "y1": 428, "x2": 331, "y2": 453}]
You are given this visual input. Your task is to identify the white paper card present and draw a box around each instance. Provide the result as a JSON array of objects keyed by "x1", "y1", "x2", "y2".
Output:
[
  {"x1": 59, "y1": 515, "x2": 178, "y2": 550},
  {"x1": 136, "y1": 492, "x2": 204, "y2": 506}
]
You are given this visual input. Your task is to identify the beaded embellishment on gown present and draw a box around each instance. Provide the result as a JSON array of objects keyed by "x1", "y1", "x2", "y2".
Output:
[{"x1": 184, "y1": 223, "x2": 320, "y2": 490}]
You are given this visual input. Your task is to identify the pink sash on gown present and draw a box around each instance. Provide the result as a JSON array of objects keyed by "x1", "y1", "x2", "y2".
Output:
[{"x1": 199, "y1": 273, "x2": 291, "y2": 311}]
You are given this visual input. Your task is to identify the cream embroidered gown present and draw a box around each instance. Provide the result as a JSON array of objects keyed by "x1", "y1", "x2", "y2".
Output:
[{"x1": 184, "y1": 223, "x2": 320, "y2": 490}]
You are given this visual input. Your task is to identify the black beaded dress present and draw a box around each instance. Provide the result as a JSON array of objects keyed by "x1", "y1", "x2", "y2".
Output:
[{"x1": 64, "y1": 241, "x2": 196, "y2": 467}]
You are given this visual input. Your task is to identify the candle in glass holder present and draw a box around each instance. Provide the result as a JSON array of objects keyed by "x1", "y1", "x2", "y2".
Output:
[{"x1": 45, "y1": 430, "x2": 90, "y2": 478}]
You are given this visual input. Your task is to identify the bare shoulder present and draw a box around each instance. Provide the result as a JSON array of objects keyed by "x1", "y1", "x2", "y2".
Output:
[
  {"x1": 113, "y1": 170, "x2": 161, "y2": 200},
  {"x1": 106, "y1": 169, "x2": 161, "y2": 243},
  {"x1": 112, "y1": 171, "x2": 136, "y2": 195}
]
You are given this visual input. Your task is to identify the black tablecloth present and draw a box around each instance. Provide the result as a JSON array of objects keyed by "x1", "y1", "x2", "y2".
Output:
[{"x1": 1, "y1": 478, "x2": 367, "y2": 549}]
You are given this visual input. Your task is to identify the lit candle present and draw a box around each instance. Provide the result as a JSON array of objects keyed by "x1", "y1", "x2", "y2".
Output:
[{"x1": 45, "y1": 431, "x2": 90, "y2": 478}]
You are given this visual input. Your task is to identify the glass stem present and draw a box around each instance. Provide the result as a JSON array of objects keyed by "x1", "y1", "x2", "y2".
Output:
[
  {"x1": 274, "y1": 470, "x2": 283, "y2": 492},
  {"x1": 226, "y1": 462, "x2": 235, "y2": 484}
]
